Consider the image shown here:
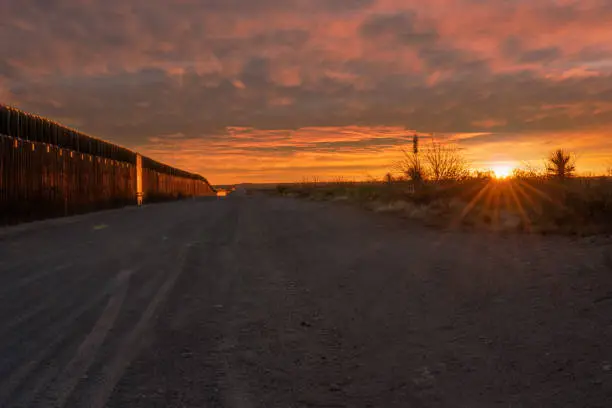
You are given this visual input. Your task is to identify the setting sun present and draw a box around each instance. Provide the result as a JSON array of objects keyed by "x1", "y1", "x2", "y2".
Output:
[{"x1": 492, "y1": 165, "x2": 513, "y2": 179}]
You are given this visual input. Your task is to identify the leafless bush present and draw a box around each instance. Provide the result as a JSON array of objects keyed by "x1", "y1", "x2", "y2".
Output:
[
  {"x1": 394, "y1": 138, "x2": 469, "y2": 183},
  {"x1": 330, "y1": 176, "x2": 355, "y2": 186},
  {"x1": 512, "y1": 162, "x2": 546, "y2": 179},
  {"x1": 423, "y1": 140, "x2": 470, "y2": 182},
  {"x1": 473, "y1": 169, "x2": 495, "y2": 179},
  {"x1": 300, "y1": 176, "x2": 321, "y2": 187},
  {"x1": 394, "y1": 148, "x2": 425, "y2": 182}
]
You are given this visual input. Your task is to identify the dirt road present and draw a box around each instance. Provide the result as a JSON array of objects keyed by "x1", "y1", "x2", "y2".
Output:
[{"x1": 1, "y1": 195, "x2": 611, "y2": 407}]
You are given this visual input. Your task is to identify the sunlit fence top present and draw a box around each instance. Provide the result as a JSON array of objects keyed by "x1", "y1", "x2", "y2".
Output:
[{"x1": 0, "y1": 104, "x2": 211, "y2": 185}]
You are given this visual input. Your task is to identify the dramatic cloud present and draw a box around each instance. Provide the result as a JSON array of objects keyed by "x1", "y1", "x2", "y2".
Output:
[
  {"x1": 360, "y1": 11, "x2": 439, "y2": 46},
  {"x1": 2, "y1": 0, "x2": 612, "y2": 182}
]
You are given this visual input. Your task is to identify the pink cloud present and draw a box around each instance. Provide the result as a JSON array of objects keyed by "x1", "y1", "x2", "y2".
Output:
[
  {"x1": 472, "y1": 119, "x2": 508, "y2": 129},
  {"x1": 4, "y1": 0, "x2": 612, "y2": 182}
]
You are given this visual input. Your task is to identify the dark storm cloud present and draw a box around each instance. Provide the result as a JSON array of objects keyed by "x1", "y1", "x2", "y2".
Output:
[
  {"x1": 242, "y1": 136, "x2": 406, "y2": 154},
  {"x1": 502, "y1": 37, "x2": 562, "y2": 64},
  {"x1": 240, "y1": 57, "x2": 272, "y2": 87},
  {"x1": 519, "y1": 47, "x2": 562, "y2": 64},
  {"x1": 14, "y1": 64, "x2": 612, "y2": 147},
  {"x1": 311, "y1": 136, "x2": 407, "y2": 151},
  {"x1": 2, "y1": 0, "x2": 612, "y2": 160},
  {"x1": 360, "y1": 11, "x2": 439, "y2": 46},
  {"x1": 159, "y1": 0, "x2": 375, "y2": 13},
  {"x1": 418, "y1": 47, "x2": 490, "y2": 74}
]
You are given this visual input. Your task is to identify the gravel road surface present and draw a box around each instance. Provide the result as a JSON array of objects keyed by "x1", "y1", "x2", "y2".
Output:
[{"x1": 1, "y1": 194, "x2": 611, "y2": 407}]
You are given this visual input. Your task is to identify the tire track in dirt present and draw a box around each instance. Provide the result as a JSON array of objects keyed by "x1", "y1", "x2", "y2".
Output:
[
  {"x1": 0, "y1": 230, "x2": 187, "y2": 407},
  {"x1": 82, "y1": 243, "x2": 196, "y2": 408},
  {"x1": 0, "y1": 269, "x2": 133, "y2": 406},
  {"x1": 35, "y1": 269, "x2": 134, "y2": 408}
]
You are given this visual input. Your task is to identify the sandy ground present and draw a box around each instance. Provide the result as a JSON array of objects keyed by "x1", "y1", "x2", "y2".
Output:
[{"x1": 0, "y1": 194, "x2": 611, "y2": 407}]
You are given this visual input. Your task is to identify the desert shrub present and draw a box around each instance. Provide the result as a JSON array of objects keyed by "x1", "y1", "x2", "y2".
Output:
[
  {"x1": 395, "y1": 149, "x2": 426, "y2": 182},
  {"x1": 409, "y1": 184, "x2": 439, "y2": 205},
  {"x1": 563, "y1": 180, "x2": 612, "y2": 222},
  {"x1": 394, "y1": 138, "x2": 470, "y2": 183},
  {"x1": 424, "y1": 141, "x2": 470, "y2": 181}
]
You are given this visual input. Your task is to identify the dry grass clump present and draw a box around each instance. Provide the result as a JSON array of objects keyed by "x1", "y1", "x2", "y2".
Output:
[
  {"x1": 258, "y1": 144, "x2": 612, "y2": 235},
  {"x1": 269, "y1": 176, "x2": 612, "y2": 236}
]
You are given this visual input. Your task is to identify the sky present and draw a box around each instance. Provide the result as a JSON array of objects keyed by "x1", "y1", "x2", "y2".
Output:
[{"x1": 2, "y1": 0, "x2": 612, "y2": 183}]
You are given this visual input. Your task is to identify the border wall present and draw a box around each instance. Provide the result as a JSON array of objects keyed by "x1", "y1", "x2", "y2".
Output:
[{"x1": 0, "y1": 104, "x2": 215, "y2": 225}]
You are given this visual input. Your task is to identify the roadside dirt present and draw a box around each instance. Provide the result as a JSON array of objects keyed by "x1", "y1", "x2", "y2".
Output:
[
  {"x1": 1, "y1": 195, "x2": 611, "y2": 407},
  {"x1": 114, "y1": 196, "x2": 612, "y2": 407}
]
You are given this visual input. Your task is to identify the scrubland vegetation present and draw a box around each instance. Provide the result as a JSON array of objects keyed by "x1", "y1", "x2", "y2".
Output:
[{"x1": 268, "y1": 141, "x2": 612, "y2": 236}]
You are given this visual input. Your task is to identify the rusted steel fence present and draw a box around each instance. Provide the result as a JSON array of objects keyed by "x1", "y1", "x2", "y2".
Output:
[
  {"x1": 0, "y1": 104, "x2": 215, "y2": 225},
  {"x1": 141, "y1": 156, "x2": 215, "y2": 202}
]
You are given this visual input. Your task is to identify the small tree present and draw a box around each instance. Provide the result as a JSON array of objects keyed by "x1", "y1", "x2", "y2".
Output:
[
  {"x1": 384, "y1": 172, "x2": 394, "y2": 184},
  {"x1": 424, "y1": 140, "x2": 469, "y2": 181},
  {"x1": 546, "y1": 149, "x2": 576, "y2": 180}
]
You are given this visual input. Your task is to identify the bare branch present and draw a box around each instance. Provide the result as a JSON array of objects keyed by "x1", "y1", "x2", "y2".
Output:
[
  {"x1": 393, "y1": 148, "x2": 426, "y2": 182},
  {"x1": 423, "y1": 140, "x2": 469, "y2": 181}
]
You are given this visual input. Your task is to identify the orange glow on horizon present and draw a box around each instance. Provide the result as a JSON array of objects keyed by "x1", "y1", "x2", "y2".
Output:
[
  {"x1": 491, "y1": 165, "x2": 514, "y2": 179},
  {"x1": 134, "y1": 127, "x2": 612, "y2": 184}
]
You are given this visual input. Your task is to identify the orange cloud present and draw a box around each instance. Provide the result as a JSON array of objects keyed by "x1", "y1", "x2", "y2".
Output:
[
  {"x1": 471, "y1": 119, "x2": 508, "y2": 129},
  {"x1": 3, "y1": 0, "x2": 612, "y2": 183},
  {"x1": 130, "y1": 126, "x2": 612, "y2": 183}
]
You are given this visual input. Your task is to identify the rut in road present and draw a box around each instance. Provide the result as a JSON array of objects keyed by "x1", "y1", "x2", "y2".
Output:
[
  {"x1": 0, "y1": 199, "x2": 225, "y2": 407},
  {"x1": 0, "y1": 196, "x2": 611, "y2": 407}
]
